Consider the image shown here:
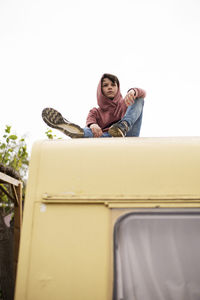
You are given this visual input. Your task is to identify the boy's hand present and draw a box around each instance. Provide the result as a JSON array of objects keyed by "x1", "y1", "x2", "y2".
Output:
[
  {"x1": 90, "y1": 124, "x2": 103, "y2": 137},
  {"x1": 124, "y1": 89, "x2": 136, "y2": 106}
]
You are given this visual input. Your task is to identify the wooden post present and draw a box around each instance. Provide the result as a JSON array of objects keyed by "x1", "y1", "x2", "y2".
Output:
[{"x1": 14, "y1": 182, "x2": 22, "y2": 280}]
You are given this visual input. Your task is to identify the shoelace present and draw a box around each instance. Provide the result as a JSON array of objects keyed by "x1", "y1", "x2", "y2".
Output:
[{"x1": 121, "y1": 121, "x2": 129, "y2": 131}]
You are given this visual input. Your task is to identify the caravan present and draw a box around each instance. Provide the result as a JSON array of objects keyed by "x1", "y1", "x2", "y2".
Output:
[{"x1": 15, "y1": 137, "x2": 200, "y2": 300}]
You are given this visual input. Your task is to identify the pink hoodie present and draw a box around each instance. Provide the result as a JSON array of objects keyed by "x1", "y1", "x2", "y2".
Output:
[{"x1": 86, "y1": 76, "x2": 146, "y2": 132}]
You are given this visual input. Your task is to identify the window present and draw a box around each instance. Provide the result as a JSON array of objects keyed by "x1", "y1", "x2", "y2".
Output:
[{"x1": 113, "y1": 211, "x2": 200, "y2": 300}]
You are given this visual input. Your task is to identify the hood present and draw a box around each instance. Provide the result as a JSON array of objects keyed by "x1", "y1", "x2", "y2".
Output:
[{"x1": 96, "y1": 75, "x2": 123, "y2": 111}]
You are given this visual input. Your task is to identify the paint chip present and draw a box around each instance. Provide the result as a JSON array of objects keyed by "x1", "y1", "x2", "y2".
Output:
[{"x1": 40, "y1": 203, "x2": 46, "y2": 212}]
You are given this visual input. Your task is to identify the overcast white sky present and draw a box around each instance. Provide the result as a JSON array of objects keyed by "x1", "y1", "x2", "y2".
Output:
[{"x1": 0, "y1": 0, "x2": 200, "y2": 151}]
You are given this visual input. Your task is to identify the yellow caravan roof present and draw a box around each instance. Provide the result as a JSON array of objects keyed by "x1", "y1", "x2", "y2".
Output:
[{"x1": 28, "y1": 137, "x2": 200, "y2": 202}]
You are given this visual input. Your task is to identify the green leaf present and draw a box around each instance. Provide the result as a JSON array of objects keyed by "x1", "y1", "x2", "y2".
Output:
[
  {"x1": 8, "y1": 135, "x2": 17, "y2": 140},
  {"x1": 0, "y1": 143, "x2": 6, "y2": 150},
  {"x1": 5, "y1": 125, "x2": 11, "y2": 133}
]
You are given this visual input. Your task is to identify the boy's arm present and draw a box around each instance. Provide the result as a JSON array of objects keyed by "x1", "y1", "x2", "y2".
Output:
[
  {"x1": 86, "y1": 108, "x2": 98, "y2": 128},
  {"x1": 125, "y1": 88, "x2": 146, "y2": 106},
  {"x1": 127, "y1": 88, "x2": 146, "y2": 99},
  {"x1": 86, "y1": 109, "x2": 103, "y2": 137}
]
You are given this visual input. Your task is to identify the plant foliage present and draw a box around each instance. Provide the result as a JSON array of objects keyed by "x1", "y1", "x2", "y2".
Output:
[
  {"x1": 0, "y1": 126, "x2": 29, "y2": 180},
  {"x1": 0, "y1": 126, "x2": 29, "y2": 213},
  {"x1": 45, "y1": 128, "x2": 62, "y2": 140}
]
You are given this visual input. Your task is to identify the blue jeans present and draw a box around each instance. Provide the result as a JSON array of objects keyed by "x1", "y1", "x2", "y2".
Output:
[{"x1": 83, "y1": 97, "x2": 144, "y2": 138}]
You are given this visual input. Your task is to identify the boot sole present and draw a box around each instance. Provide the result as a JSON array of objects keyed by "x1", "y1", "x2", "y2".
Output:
[{"x1": 42, "y1": 108, "x2": 84, "y2": 138}]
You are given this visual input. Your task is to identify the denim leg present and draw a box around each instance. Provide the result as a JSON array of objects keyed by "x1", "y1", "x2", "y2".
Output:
[
  {"x1": 126, "y1": 111, "x2": 143, "y2": 137},
  {"x1": 121, "y1": 97, "x2": 144, "y2": 137},
  {"x1": 83, "y1": 127, "x2": 111, "y2": 138},
  {"x1": 83, "y1": 127, "x2": 94, "y2": 138}
]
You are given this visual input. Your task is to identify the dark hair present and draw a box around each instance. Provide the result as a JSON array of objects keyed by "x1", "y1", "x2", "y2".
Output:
[{"x1": 101, "y1": 73, "x2": 119, "y2": 88}]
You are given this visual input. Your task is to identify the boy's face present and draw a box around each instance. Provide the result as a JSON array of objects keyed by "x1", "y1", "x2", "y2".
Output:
[{"x1": 102, "y1": 78, "x2": 118, "y2": 99}]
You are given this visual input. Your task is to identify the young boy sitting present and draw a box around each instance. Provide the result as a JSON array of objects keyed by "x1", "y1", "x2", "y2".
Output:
[{"x1": 42, "y1": 73, "x2": 146, "y2": 138}]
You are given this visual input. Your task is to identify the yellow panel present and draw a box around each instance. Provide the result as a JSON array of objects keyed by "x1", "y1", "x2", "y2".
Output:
[
  {"x1": 35, "y1": 137, "x2": 200, "y2": 198},
  {"x1": 16, "y1": 203, "x2": 111, "y2": 300},
  {"x1": 29, "y1": 204, "x2": 110, "y2": 300}
]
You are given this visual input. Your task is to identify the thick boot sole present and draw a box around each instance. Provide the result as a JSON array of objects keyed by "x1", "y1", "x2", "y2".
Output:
[{"x1": 42, "y1": 108, "x2": 84, "y2": 138}]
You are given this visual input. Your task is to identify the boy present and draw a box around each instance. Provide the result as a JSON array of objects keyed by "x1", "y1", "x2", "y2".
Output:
[{"x1": 42, "y1": 73, "x2": 146, "y2": 138}]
